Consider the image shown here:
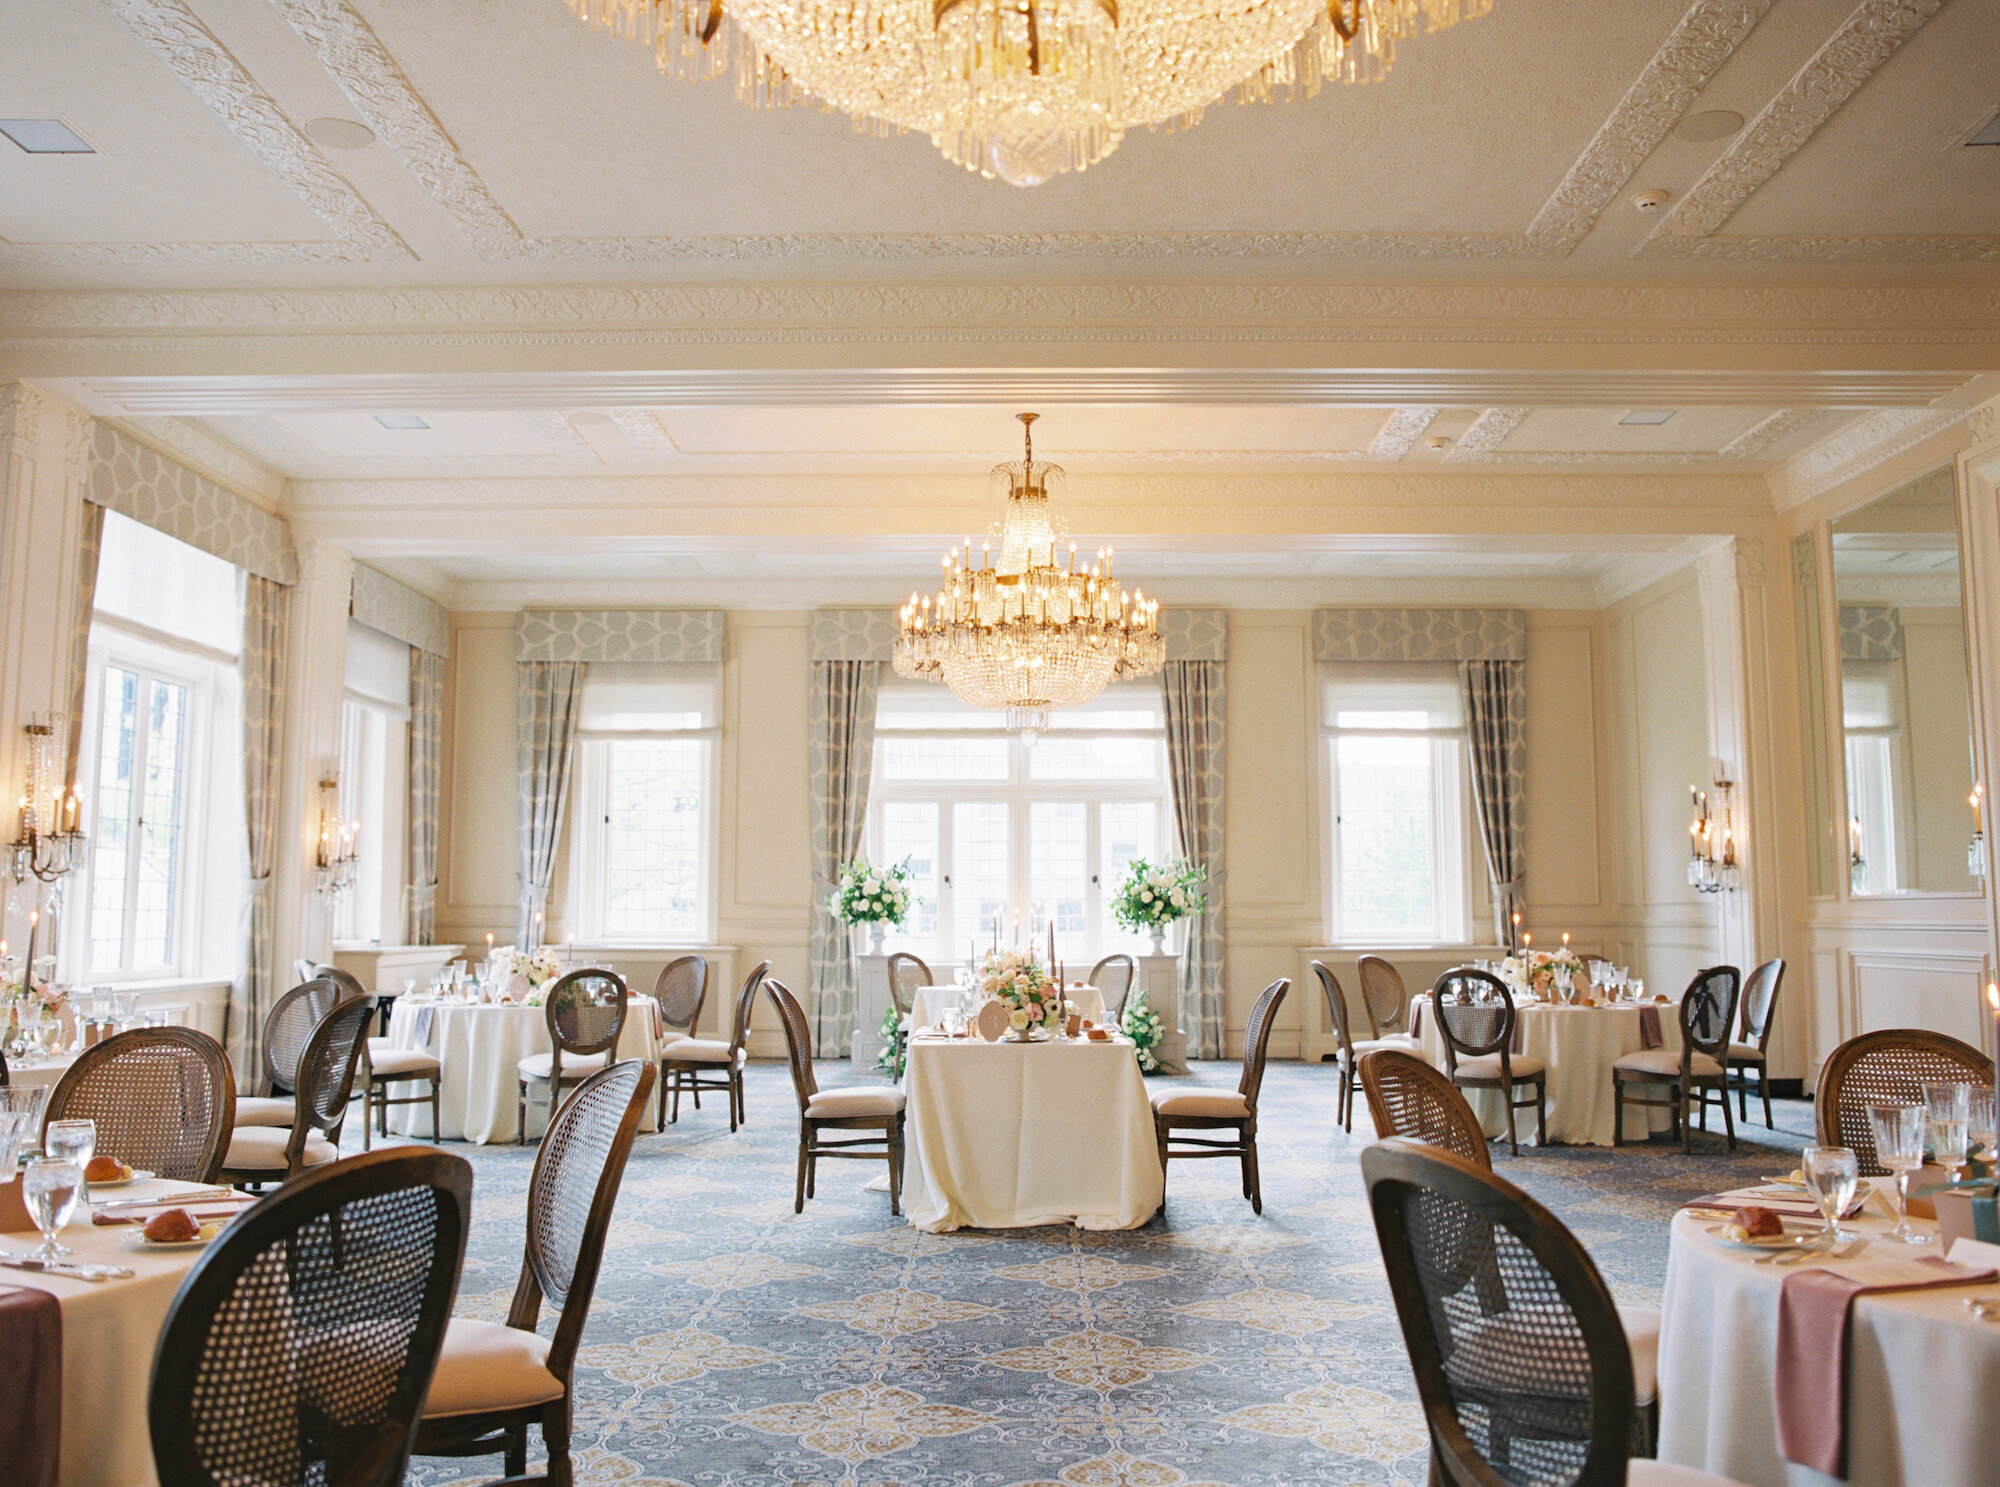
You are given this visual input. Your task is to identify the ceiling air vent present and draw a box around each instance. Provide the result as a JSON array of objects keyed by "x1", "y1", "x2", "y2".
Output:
[
  {"x1": 0, "y1": 120, "x2": 94, "y2": 154},
  {"x1": 1619, "y1": 410, "x2": 1677, "y2": 426}
]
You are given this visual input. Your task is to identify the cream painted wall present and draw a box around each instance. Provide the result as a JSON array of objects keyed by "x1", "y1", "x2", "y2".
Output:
[{"x1": 1899, "y1": 607, "x2": 1977, "y2": 894}]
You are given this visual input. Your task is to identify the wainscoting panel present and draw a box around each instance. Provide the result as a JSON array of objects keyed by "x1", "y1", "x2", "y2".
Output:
[{"x1": 1847, "y1": 947, "x2": 1992, "y2": 1051}]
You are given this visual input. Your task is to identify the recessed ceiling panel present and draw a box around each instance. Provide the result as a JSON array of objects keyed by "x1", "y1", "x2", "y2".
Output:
[{"x1": 1503, "y1": 407, "x2": 1771, "y2": 454}]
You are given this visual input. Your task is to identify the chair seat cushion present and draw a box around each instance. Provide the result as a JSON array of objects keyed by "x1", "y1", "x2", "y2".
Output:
[
  {"x1": 1628, "y1": 1463, "x2": 1752, "y2": 1487},
  {"x1": 224, "y1": 1126, "x2": 339, "y2": 1171},
  {"x1": 807, "y1": 1087, "x2": 906, "y2": 1119},
  {"x1": 1451, "y1": 1054, "x2": 1546, "y2": 1081},
  {"x1": 1619, "y1": 1303, "x2": 1660, "y2": 1406},
  {"x1": 421, "y1": 1318, "x2": 564, "y2": 1418},
  {"x1": 1353, "y1": 1036, "x2": 1421, "y2": 1056},
  {"x1": 1150, "y1": 1088, "x2": 1251, "y2": 1119},
  {"x1": 1615, "y1": 1048, "x2": 1725, "y2": 1080},
  {"x1": 517, "y1": 1050, "x2": 610, "y2": 1083},
  {"x1": 663, "y1": 1039, "x2": 742, "y2": 1066},
  {"x1": 232, "y1": 1095, "x2": 297, "y2": 1128},
  {"x1": 1726, "y1": 1042, "x2": 1766, "y2": 1064},
  {"x1": 367, "y1": 1044, "x2": 440, "y2": 1078}
]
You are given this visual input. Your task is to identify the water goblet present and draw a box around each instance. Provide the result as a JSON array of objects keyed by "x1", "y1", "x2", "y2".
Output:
[
  {"x1": 22, "y1": 1155, "x2": 80, "y2": 1259},
  {"x1": 1802, "y1": 1146, "x2": 1860, "y2": 1244},
  {"x1": 112, "y1": 992, "x2": 139, "y2": 1029},
  {"x1": 44, "y1": 1117, "x2": 95, "y2": 1217},
  {"x1": 1867, "y1": 1103, "x2": 1929, "y2": 1243},
  {"x1": 1969, "y1": 1088, "x2": 1997, "y2": 1167},
  {"x1": 1925, "y1": 1082, "x2": 1973, "y2": 1185}
]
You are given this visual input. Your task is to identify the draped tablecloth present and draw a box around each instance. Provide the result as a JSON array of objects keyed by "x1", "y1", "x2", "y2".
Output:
[
  {"x1": 1412, "y1": 997, "x2": 1681, "y2": 1146},
  {"x1": 1659, "y1": 1208, "x2": 2000, "y2": 1487},
  {"x1": 901, "y1": 1035, "x2": 1162, "y2": 1232},
  {"x1": 909, "y1": 984, "x2": 1106, "y2": 1030},
  {"x1": 385, "y1": 995, "x2": 662, "y2": 1143}
]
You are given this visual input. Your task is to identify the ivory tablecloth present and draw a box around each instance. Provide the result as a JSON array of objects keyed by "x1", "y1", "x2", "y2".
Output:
[
  {"x1": 901, "y1": 1035, "x2": 1162, "y2": 1232},
  {"x1": 909, "y1": 984, "x2": 1106, "y2": 1030},
  {"x1": 384, "y1": 995, "x2": 662, "y2": 1143},
  {"x1": 1413, "y1": 998, "x2": 1681, "y2": 1146},
  {"x1": 1658, "y1": 1209, "x2": 2000, "y2": 1486}
]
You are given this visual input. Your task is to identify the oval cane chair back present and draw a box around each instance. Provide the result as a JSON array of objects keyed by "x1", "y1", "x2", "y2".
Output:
[
  {"x1": 311, "y1": 964, "x2": 369, "y2": 1000},
  {"x1": 1362, "y1": 1138, "x2": 1637, "y2": 1487},
  {"x1": 1679, "y1": 966, "x2": 1740, "y2": 1067},
  {"x1": 885, "y1": 953, "x2": 930, "y2": 1018},
  {"x1": 47, "y1": 1027, "x2": 236, "y2": 1184},
  {"x1": 543, "y1": 969, "x2": 628, "y2": 1064},
  {"x1": 1430, "y1": 968, "x2": 1516, "y2": 1073},
  {"x1": 149, "y1": 1146, "x2": 473, "y2": 1487},
  {"x1": 1312, "y1": 961, "x2": 1359, "y2": 1066},
  {"x1": 728, "y1": 960, "x2": 771, "y2": 1057},
  {"x1": 519, "y1": 1060, "x2": 655, "y2": 1385},
  {"x1": 262, "y1": 977, "x2": 345, "y2": 1094},
  {"x1": 1089, "y1": 955, "x2": 1136, "y2": 1023},
  {"x1": 1237, "y1": 979, "x2": 1290, "y2": 1108},
  {"x1": 1817, "y1": 1028, "x2": 1994, "y2": 1176},
  {"x1": 651, "y1": 956, "x2": 708, "y2": 1038},
  {"x1": 298, "y1": 995, "x2": 378, "y2": 1139},
  {"x1": 1739, "y1": 958, "x2": 1785, "y2": 1051},
  {"x1": 1357, "y1": 955, "x2": 1412, "y2": 1039},
  {"x1": 1358, "y1": 1049, "x2": 1492, "y2": 1170},
  {"x1": 765, "y1": 979, "x2": 819, "y2": 1112}
]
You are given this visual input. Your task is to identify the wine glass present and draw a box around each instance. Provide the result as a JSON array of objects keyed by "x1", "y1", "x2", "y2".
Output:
[
  {"x1": 1867, "y1": 1103, "x2": 1928, "y2": 1243},
  {"x1": 1968, "y1": 1088, "x2": 1997, "y2": 1168},
  {"x1": 22, "y1": 1155, "x2": 80, "y2": 1259},
  {"x1": 113, "y1": 991, "x2": 139, "y2": 1029},
  {"x1": 1925, "y1": 1082, "x2": 1972, "y2": 1186},
  {"x1": 1802, "y1": 1146, "x2": 1859, "y2": 1244},
  {"x1": 44, "y1": 1118, "x2": 95, "y2": 1217}
]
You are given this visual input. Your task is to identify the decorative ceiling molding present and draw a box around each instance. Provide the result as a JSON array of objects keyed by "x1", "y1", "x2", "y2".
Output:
[
  {"x1": 1768, "y1": 405, "x2": 1973, "y2": 508},
  {"x1": 1645, "y1": 0, "x2": 1945, "y2": 246},
  {"x1": 1649, "y1": 232, "x2": 2000, "y2": 262},
  {"x1": 605, "y1": 409, "x2": 681, "y2": 456},
  {"x1": 1365, "y1": 407, "x2": 1441, "y2": 461},
  {"x1": 1443, "y1": 408, "x2": 1531, "y2": 462},
  {"x1": 88, "y1": 0, "x2": 407, "y2": 263},
  {"x1": 1719, "y1": 407, "x2": 1825, "y2": 459},
  {"x1": 1523, "y1": 0, "x2": 1773, "y2": 256}
]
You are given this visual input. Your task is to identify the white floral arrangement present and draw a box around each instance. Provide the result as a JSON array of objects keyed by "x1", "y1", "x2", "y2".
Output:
[
  {"x1": 1110, "y1": 857, "x2": 1207, "y2": 931},
  {"x1": 4, "y1": 957, "x2": 63, "y2": 1014},
  {"x1": 504, "y1": 945, "x2": 565, "y2": 1004},
  {"x1": 1499, "y1": 949, "x2": 1588, "y2": 1002},
  {"x1": 830, "y1": 858, "x2": 915, "y2": 927},
  {"x1": 978, "y1": 948, "x2": 1072, "y2": 1036},
  {"x1": 1121, "y1": 989, "x2": 1166, "y2": 1073}
]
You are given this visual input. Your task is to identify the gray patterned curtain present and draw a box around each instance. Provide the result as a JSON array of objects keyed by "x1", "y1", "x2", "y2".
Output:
[
  {"x1": 233, "y1": 575, "x2": 290, "y2": 1087},
  {"x1": 809, "y1": 659, "x2": 880, "y2": 1053},
  {"x1": 407, "y1": 647, "x2": 444, "y2": 944},
  {"x1": 1163, "y1": 660, "x2": 1226, "y2": 1059},
  {"x1": 1461, "y1": 660, "x2": 1527, "y2": 948},
  {"x1": 63, "y1": 501, "x2": 105, "y2": 789},
  {"x1": 516, "y1": 660, "x2": 584, "y2": 949}
]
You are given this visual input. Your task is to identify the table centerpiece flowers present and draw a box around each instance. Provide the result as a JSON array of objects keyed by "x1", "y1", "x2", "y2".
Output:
[
  {"x1": 1500, "y1": 948, "x2": 1589, "y2": 1003},
  {"x1": 978, "y1": 948, "x2": 1074, "y2": 1042},
  {"x1": 1110, "y1": 857, "x2": 1208, "y2": 954},
  {"x1": 503, "y1": 945, "x2": 566, "y2": 1005},
  {"x1": 831, "y1": 857, "x2": 916, "y2": 954}
]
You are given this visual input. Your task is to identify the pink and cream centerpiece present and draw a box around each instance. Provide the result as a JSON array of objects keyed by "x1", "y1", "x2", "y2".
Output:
[
  {"x1": 977, "y1": 948, "x2": 1075, "y2": 1042},
  {"x1": 1499, "y1": 948, "x2": 1588, "y2": 1004}
]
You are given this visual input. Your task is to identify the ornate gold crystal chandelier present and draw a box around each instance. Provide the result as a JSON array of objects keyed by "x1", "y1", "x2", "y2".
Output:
[
  {"x1": 895, "y1": 414, "x2": 1163, "y2": 737},
  {"x1": 568, "y1": 0, "x2": 1491, "y2": 185}
]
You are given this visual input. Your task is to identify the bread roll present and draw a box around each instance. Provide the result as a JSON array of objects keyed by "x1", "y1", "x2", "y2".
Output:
[{"x1": 143, "y1": 1208, "x2": 199, "y2": 1243}]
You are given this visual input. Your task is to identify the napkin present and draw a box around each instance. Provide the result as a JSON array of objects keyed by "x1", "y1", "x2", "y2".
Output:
[
  {"x1": 413, "y1": 1006, "x2": 437, "y2": 1044},
  {"x1": 0, "y1": 1286, "x2": 60, "y2": 1487},
  {"x1": 1776, "y1": 1254, "x2": 1997, "y2": 1477},
  {"x1": 1682, "y1": 1186, "x2": 1866, "y2": 1222},
  {"x1": 1636, "y1": 1005, "x2": 1663, "y2": 1049}
]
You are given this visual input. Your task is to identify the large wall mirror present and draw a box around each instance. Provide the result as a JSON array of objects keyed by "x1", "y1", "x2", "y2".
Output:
[{"x1": 1831, "y1": 465, "x2": 1979, "y2": 896}]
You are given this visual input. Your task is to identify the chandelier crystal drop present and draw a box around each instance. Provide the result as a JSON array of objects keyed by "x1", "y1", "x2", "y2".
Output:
[
  {"x1": 568, "y1": 0, "x2": 1492, "y2": 184},
  {"x1": 894, "y1": 413, "x2": 1163, "y2": 738}
]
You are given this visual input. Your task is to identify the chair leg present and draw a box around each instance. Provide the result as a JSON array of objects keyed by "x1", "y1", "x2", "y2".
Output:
[
  {"x1": 517, "y1": 1083, "x2": 527, "y2": 1145},
  {"x1": 1155, "y1": 1117, "x2": 1170, "y2": 1180},
  {"x1": 1680, "y1": 1082, "x2": 1693, "y2": 1155},
  {"x1": 1244, "y1": 1126, "x2": 1262, "y2": 1215},
  {"x1": 1502, "y1": 1081, "x2": 1519, "y2": 1157},
  {"x1": 1340, "y1": 1062, "x2": 1355, "y2": 1133},
  {"x1": 1762, "y1": 1067, "x2": 1774, "y2": 1130},
  {"x1": 889, "y1": 1116, "x2": 904, "y2": 1217},
  {"x1": 1613, "y1": 1074, "x2": 1624, "y2": 1147},
  {"x1": 362, "y1": 1089, "x2": 374, "y2": 1151},
  {"x1": 429, "y1": 1077, "x2": 440, "y2": 1142},
  {"x1": 1720, "y1": 1079, "x2": 1737, "y2": 1152},
  {"x1": 504, "y1": 1423, "x2": 527, "y2": 1477},
  {"x1": 795, "y1": 1132, "x2": 809, "y2": 1213},
  {"x1": 729, "y1": 1069, "x2": 741, "y2": 1133},
  {"x1": 1535, "y1": 1079, "x2": 1547, "y2": 1146},
  {"x1": 1737, "y1": 1064, "x2": 1749, "y2": 1122},
  {"x1": 659, "y1": 1065, "x2": 668, "y2": 1128},
  {"x1": 545, "y1": 1403, "x2": 573, "y2": 1487}
]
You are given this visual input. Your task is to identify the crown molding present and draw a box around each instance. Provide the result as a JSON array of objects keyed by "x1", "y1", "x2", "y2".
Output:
[
  {"x1": 1442, "y1": 407, "x2": 1531, "y2": 462},
  {"x1": 1768, "y1": 405, "x2": 1979, "y2": 508}
]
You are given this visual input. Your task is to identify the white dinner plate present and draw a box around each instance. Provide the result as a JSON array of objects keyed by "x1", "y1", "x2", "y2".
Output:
[
  {"x1": 86, "y1": 1168, "x2": 155, "y2": 1189},
  {"x1": 122, "y1": 1223, "x2": 224, "y2": 1251},
  {"x1": 1704, "y1": 1223, "x2": 1820, "y2": 1252}
]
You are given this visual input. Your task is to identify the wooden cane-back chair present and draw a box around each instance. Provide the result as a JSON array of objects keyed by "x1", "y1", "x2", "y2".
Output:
[
  {"x1": 652, "y1": 955, "x2": 709, "y2": 1041},
  {"x1": 766, "y1": 978, "x2": 904, "y2": 1215},
  {"x1": 1089, "y1": 954, "x2": 1137, "y2": 1024},
  {"x1": 223, "y1": 994, "x2": 376, "y2": 1187},
  {"x1": 234, "y1": 976, "x2": 346, "y2": 1130},
  {"x1": 46, "y1": 1027, "x2": 236, "y2": 1184},
  {"x1": 1151, "y1": 978, "x2": 1289, "y2": 1214},
  {"x1": 1357, "y1": 954, "x2": 1417, "y2": 1041},
  {"x1": 415, "y1": 1061, "x2": 655, "y2": 1487},
  {"x1": 662, "y1": 960, "x2": 769, "y2": 1129},
  {"x1": 516, "y1": 969, "x2": 628, "y2": 1144},
  {"x1": 1727, "y1": 958, "x2": 1786, "y2": 1129},
  {"x1": 1313, "y1": 960, "x2": 1422, "y2": 1133},
  {"x1": 1432, "y1": 968, "x2": 1546, "y2": 1155},
  {"x1": 1612, "y1": 966, "x2": 1739, "y2": 1154},
  {"x1": 149, "y1": 1147, "x2": 473, "y2": 1487},
  {"x1": 1817, "y1": 1028, "x2": 1994, "y2": 1176},
  {"x1": 884, "y1": 952, "x2": 931, "y2": 1019},
  {"x1": 1357, "y1": 1048, "x2": 1492, "y2": 1170}
]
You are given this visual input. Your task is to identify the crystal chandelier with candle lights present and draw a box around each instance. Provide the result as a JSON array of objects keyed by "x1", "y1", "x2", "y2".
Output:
[
  {"x1": 895, "y1": 413, "x2": 1162, "y2": 737},
  {"x1": 568, "y1": 0, "x2": 1491, "y2": 185}
]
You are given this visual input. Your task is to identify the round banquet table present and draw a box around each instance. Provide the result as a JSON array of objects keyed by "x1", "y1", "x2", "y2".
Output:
[
  {"x1": 1658, "y1": 1208, "x2": 2000, "y2": 1487},
  {"x1": 4, "y1": 1053, "x2": 78, "y2": 1091},
  {"x1": 384, "y1": 994, "x2": 663, "y2": 1144},
  {"x1": 900, "y1": 1032, "x2": 1162, "y2": 1232},
  {"x1": 910, "y1": 982, "x2": 1106, "y2": 1030},
  {"x1": 1413, "y1": 996, "x2": 1682, "y2": 1146}
]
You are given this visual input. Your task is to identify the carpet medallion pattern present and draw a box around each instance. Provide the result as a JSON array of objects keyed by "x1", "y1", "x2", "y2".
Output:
[{"x1": 402, "y1": 1061, "x2": 1811, "y2": 1487}]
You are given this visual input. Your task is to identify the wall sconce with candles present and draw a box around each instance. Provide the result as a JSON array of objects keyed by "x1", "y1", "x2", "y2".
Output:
[
  {"x1": 1971, "y1": 783, "x2": 1987, "y2": 879},
  {"x1": 7, "y1": 715, "x2": 87, "y2": 977},
  {"x1": 1687, "y1": 776, "x2": 1741, "y2": 895},
  {"x1": 313, "y1": 777, "x2": 359, "y2": 901}
]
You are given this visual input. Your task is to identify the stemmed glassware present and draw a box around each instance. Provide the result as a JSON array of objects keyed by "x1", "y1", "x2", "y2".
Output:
[
  {"x1": 1802, "y1": 1145, "x2": 1860, "y2": 1245},
  {"x1": 44, "y1": 1118, "x2": 95, "y2": 1219},
  {"x1": 1925, "y1": 1082, "x2": 1972, "y2": 1187},
  {"x1": 1866, "y1": 1103, "x2": 1928, "y2": 1243},
  {"x1": 0, "y1": 1088, "x2": 47, "y2": 1173},
  {"x1": 1968, "y1": 1088, "x2": 1997, "y2": 1169},
  {"x1": 22, "y1": 1155, "x2": 81, "y2": 1260}
]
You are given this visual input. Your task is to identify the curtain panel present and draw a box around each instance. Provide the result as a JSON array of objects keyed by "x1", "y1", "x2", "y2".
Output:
[
  {"x1": 407, "y1": 648, "x2": 445, "y2": 944},
  {"x1": 515, "y1": 660, "x2": 585, "y2": 949},
  {"x1": 808, "y1": 659, "x2": 881, "y2": 1053},
  {"x1": 1162, "y1": 659, "x2": 1227, "y2": 1059},
  {"x1": 232, "y1": 575, "x2": 290, "y2": 1089},
  {"x1": 63, "y1": 502, "x2": 105, "y2": 790},
  {"x1": 1460, "y1": 659, "x2": 1527, "y2": 946}
]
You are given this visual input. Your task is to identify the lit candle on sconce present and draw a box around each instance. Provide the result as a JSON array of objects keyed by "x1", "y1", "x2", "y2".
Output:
[{"x1": 1975, "y1": 784, "x2": 1987, "y2": 837}]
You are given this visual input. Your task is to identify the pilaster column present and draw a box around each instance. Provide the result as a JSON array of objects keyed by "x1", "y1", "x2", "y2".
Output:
[
  {"x1": 1955, "y1": 400, "x2": 2000, "y2": 1061},
  {"x1": 273, "y1": 539, "x2": 353, "y2": 978}
]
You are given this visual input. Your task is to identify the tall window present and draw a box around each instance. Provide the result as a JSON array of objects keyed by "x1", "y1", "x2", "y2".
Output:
[
  {"x1": 335, "y1": 621, "x2": 410, "y2": 944},
  {"x1": 1322, "y1": 663, "x2": 1473, "y2": 944},
  {"x1": 869, "y1": 682, "x2": 1172, "y2": 966},
  {"x1": 569, "y1": 664, "x2": 719, "y2": 943}
]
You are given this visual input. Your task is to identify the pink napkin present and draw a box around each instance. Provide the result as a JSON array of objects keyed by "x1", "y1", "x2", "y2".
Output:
[
  {"x1": 1776, "y1": 1255, "x2": 1996, "y2": 1477},
  {"x1": 0, "y1": 1286, "x2": 61, "y2": 1487},
  {"x1": 1637, "y1": 1004, "x2": 1662, "y2": 1049}
]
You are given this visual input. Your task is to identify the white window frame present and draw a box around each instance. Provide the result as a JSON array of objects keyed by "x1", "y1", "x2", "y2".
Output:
[{"x1": 1320, "y1": 669, "x2": 1478, "y2": 947}]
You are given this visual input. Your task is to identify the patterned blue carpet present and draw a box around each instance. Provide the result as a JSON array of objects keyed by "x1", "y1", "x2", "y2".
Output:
[{"x1": 397, "y1": 1060, "x2": 1814, "y2": 1487}]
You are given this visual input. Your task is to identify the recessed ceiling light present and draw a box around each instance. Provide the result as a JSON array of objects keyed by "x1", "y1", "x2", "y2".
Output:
[
  {"x1": 0, "y1": 119, "x2": 94, "y2": 154},
  {"x1": 373, "y1": 414, "x2": 430, "y2": 430},
  {"x1": 1674, "y1": 109, "x2": 1745, "y2": 143},
  {"x1": 1965, "y1": 111, "x2": 2000, "y2": 147},
  {"x1": 305, "y1": 117, "x2": 375, "y2": 151},
  {"x1": 1619, "y1": 409, "x2": 1677, "y2": 426}
]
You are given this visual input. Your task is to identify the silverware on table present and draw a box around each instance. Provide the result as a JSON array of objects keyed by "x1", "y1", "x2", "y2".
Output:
[{"x1": 0, "y1": 1257, "x2": 135, "y2": 1281}]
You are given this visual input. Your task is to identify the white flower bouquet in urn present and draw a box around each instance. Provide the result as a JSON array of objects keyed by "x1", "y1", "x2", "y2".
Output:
[
  {"x1": 831, "y1": 857, "x2": 915, "y2": 953},
  {"x1": 1110, "y1": 857, "x2": 1207, "y2": 953}
]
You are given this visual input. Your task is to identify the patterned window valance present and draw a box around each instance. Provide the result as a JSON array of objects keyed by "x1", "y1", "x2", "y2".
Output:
[
  {"x1": 1314, "y1": 608, "x2": 1526, "y2": 663},
  {"x1": 515, "y1": 609, "x2": 724, "y2": 664},
  {"x1": 1838, "y1": 605, "x2": 1904, "y2": 663},
  {"x1": 811, "y1": 609, "x2": 898, "y2": 663},
  {"x1": 87, "y1": 424, "x2": 296, "y2": 585},
  {"x1": 352, "y1": 564, "x2": 449, "y2": 657},
  {"x1": 1161, "y1": 609, "x2": 1227, "y2": 663}
]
